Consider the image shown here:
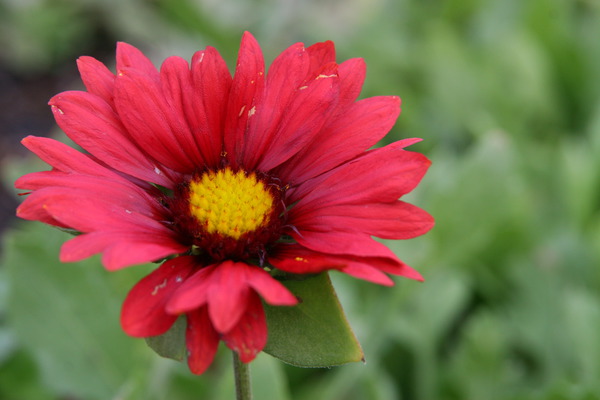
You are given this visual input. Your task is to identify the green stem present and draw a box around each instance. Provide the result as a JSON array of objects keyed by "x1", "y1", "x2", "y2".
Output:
[{"x1": 232, "y1": 351, "x2": 252, "y2": 400}]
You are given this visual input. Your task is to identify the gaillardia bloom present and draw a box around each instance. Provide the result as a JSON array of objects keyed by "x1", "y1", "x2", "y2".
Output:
[{"x1": 15, "y1": 32, "x2": 433, "y2": 374}]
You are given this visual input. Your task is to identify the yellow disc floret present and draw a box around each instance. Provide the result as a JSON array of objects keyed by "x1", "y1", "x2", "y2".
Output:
[{"x1": 188, "y1": 168, "x2": 274, "y2": 240}]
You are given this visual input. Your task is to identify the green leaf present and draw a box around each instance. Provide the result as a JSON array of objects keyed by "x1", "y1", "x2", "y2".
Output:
[
  {"x1": 145, "y1": 316, "x2": 187, "y2": 361},
  {"x1": 263, "y1": 272, "x2": 364, "y2": 368}
]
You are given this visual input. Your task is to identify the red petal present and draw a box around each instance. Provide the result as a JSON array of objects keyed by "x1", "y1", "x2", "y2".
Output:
[
  {"x1": 224, "y1": 32, "x2": 265, "y2": 168},
  {"x1": 288, "y1": 229, "x2": 423, "y2": 281},
  {"x1": 172, "y1": 261, "x2": 296, "y2": 332},
  {"x1": 15, "y1": 190, "x2": 69, "y2": 228},
  {"x1": 206, "y1": 261, "x2": 251, "y2": 333},
  {"x1": 159, "y1": 56, "x2": 207, "y2": 167},
  {"x1": 269, "y1": 245, "x2": 346, "y2": 274},
  {"x1": 306, "y1": 40, "x2": 336, "y2": 76},
  {"x1": 337, "y1": 58, "x2": 366, "y2": 106},
  {"x1": 222, "y1": 291, "x2": 267, "y2": 363},
  {"x1": 76, "y1": 56, "x2": 115, "y2": 107},
  {"x1": 19, "y1": 136, "x2": 117, "y2": 179},
  {"x1": 116, "y1": 42, "x2": 158, "y2": 79},
  {"x1": 278, "y1": 96, "x2": 401, "y2": 183},
  {"x1": 340, "y1": 263, "x2": 395, "y2": 286},
  {"x1": 243, "y1": 264, "x2": 298, "y2": 306},
  {"x1": 257, "y1": 63, "x2": 340, "y2": 171},
  {"x1": 60, "y1": 231, "x2": 186, "y2": 269},
  {"x1": 160, "y1": 56, "x2": 191, "y2": 119},
  {"x1": 114, "y1": 68, "x2": 199, "y2": 173},
  {"x1": 14, "y1": 170, "x2": 60, "y2": 191},
  {"x1": 239, "y1": 42, "x2": 309, "y2": 169},
  {"x1": 49, "y1": 91, "x2": 178, "y2": 187},
  {"x1": 186, "y1": 306, "x2": 220, "y2": 375},
  {"x1": 269, "y1": 245, "x2": 394, "y2": 285},
  {"x1": 166, "y1": 265, "x2": 217, "y2": 314},
  {"x1": 291, "y1": 229, "x2": 395, "y2": 258},
  {"x1": 291, "y1": 139, "x2": 430, "y2": 206},
  {"x1": 101, "y1": 240, "x2": 187, "y2": 271},
  {"x1": 292, "y1": 201, "x2": 434, "y2": 240},
  {"x1": 38, "y1": 190, "x2": 170, "y2": 233},
  {"x1": 16, "y1": 172, "x2": 165, "y2": 219},
  {"x1": 120, "y1": 256, "x2": 196, "y2": 337},
  {"x1": 188, "y1": 47, "x2": 232, "y2": 167}
]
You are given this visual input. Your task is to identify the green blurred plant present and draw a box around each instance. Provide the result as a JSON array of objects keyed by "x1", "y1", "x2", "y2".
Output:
[{"x1": 1, "y1": 0, "x2": 600, "y2": 399}]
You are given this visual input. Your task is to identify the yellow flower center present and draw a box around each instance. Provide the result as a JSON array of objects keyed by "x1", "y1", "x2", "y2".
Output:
[{"x1": 188, "y1": 168, "x2": 274, "y2": 240}]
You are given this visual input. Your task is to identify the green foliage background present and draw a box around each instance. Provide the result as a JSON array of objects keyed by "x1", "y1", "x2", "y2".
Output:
[{"x1": 1, "y1": 0, "x2": 600, "y2": 399}]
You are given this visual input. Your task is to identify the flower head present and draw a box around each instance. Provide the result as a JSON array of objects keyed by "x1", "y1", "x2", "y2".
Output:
[{"x1": 15, "y1": 32, "x2": 433, "y2": 374}]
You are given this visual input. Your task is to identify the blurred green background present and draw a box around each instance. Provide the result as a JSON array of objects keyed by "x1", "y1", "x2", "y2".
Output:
[{"x1": 1, "y1": 0, "x2": 600, "y2": 399}]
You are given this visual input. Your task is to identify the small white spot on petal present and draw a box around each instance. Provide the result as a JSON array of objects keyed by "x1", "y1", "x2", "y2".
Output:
[
  {"x1": 299, "y1": 85, "x2": 308, "y2": 90},
  {"x1": 151, "y1": 279, "x2": 168, "y2": 296},
  {"x1": 198, "y1": 52, "x2": 205, "y2": 63},
  {"x1": 238, "y1": 105, "x2": 246, "y2": 117},
  {"x1": 316, "y1": 74, "x2": 337, "y2": 80},
  {"x1": 52, "y1": 105, "x2": 64, "y2": 115},
  {"x1": 154, "y1": 167, "x2": 162, "y2": 175},
  {"x1": 248, "y1": 106, "x2": 256, "y2": 117},
  {"x1": 125, "y1": 209, "x2": 132, "y2": 214},
  {"x1": 175, "y1": 276, "x2": 183, "y2": 283}
]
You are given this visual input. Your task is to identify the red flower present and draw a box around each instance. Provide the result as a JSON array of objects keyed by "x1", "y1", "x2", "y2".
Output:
[{"x1": 15, "y1": 32, "x2": 433, "y2": 374}]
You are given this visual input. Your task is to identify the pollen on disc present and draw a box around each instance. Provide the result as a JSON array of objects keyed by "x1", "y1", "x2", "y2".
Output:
[{"x1": 188, "y1": 168, "x2": 274, "y2": 239}]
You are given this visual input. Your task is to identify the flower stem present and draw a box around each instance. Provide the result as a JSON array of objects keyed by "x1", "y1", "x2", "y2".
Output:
[{"x1": 232, "y1": 351, "x2": 252, "y2": 400}]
